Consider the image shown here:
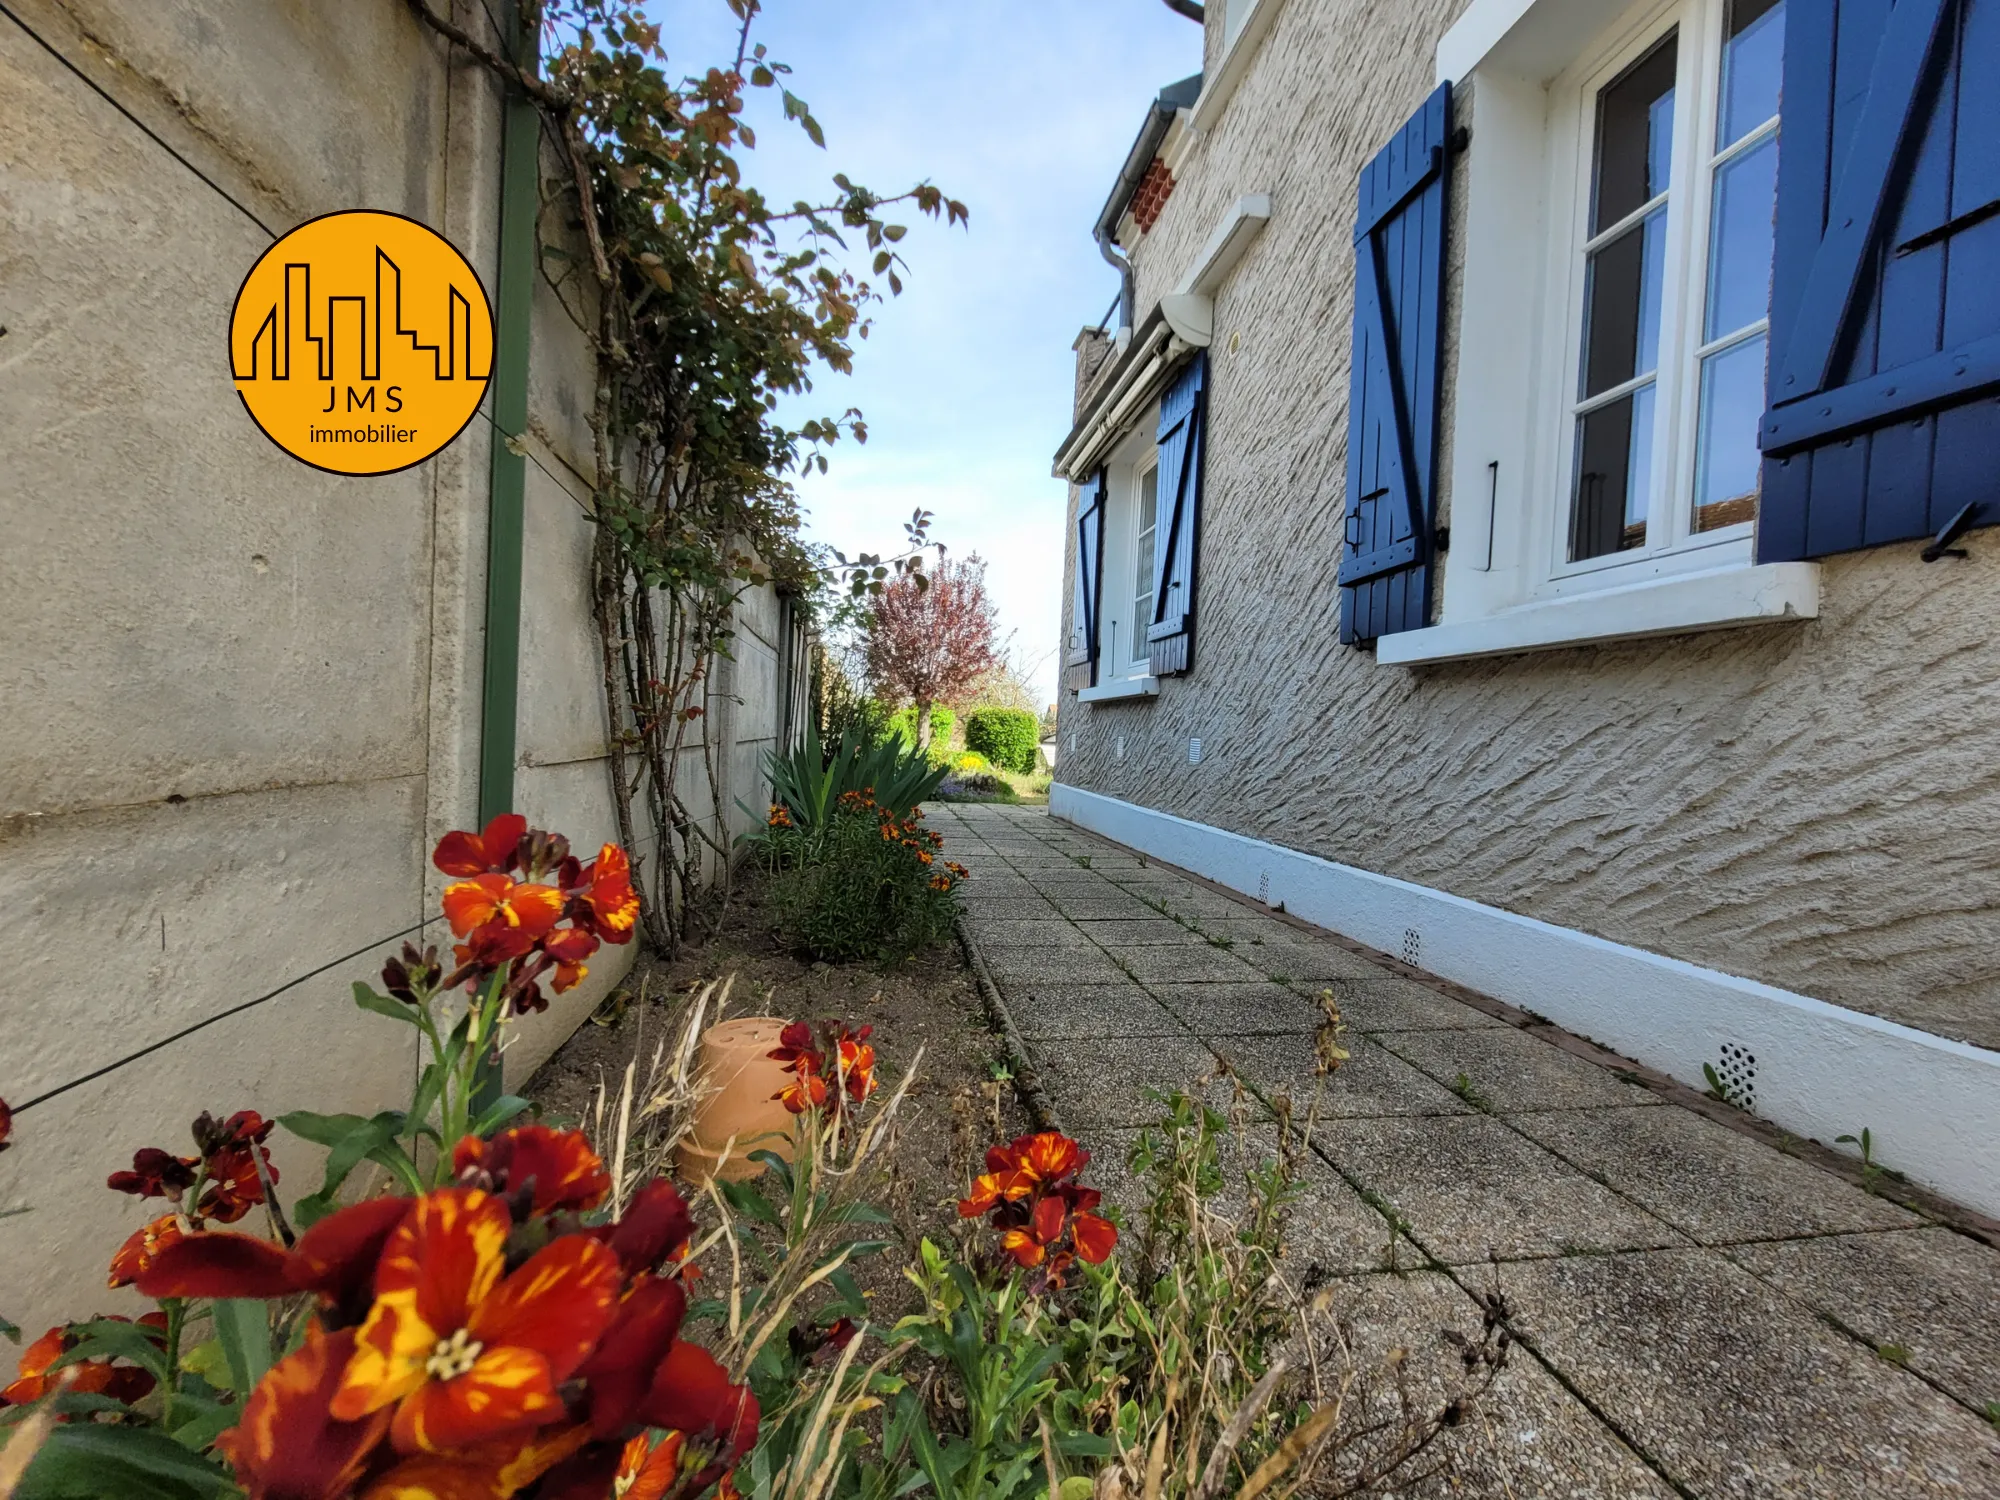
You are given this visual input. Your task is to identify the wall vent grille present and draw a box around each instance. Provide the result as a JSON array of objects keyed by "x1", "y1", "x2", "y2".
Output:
[
  {"x1": 1401, "y1": 928, "x2": 1422, "y2": 967},
  {"x1": 1258, "y1": 871, "x2": 1270, "y2": 904},
  {"x1": 1715, "y1": 1042, "x2": 1757, "y2": 1109}
]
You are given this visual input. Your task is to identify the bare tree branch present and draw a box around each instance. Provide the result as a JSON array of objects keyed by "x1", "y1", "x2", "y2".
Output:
[{"x1": 1160, "y1": 0, "x2": 1206, "y2": 20}]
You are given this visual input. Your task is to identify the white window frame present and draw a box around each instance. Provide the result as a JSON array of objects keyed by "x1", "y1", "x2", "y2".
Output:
[
  {"x1": 1129, "y1": 452, "x2": 1161, "y2": 676},
  {"x1": 1390, "y1": 0, "x2": 1817, "y2": 665},
  {"x1": 1078, "y1": 411, "x2": 1165, "y2": 700}
]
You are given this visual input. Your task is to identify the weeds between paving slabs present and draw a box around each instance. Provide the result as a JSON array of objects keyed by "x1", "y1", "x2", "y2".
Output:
[{"x1": 0, "y1": 816, "x2": 1511, "y2": 1499}]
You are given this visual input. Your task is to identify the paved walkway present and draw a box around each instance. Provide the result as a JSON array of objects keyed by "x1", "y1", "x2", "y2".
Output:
[{"x1": 933, "y1": 803, "x2": 2000, "y2": 1499}]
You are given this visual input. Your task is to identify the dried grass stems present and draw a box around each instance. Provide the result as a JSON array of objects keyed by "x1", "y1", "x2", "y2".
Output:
[{"x1": 590, "y1": 977, "x2": 1512, "y2": 1500}]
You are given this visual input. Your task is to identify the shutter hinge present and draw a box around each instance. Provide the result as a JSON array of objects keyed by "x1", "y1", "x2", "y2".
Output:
[
  {"x1": 1433, "y1": 526, "x2": 1450, "y2": 552},
  {"x1": 1449, "y1": 125, "x2": 1472, "y2": 154},
  {"x1": 1921, "y1": 501, "x2": 1983, "y2": 561}
]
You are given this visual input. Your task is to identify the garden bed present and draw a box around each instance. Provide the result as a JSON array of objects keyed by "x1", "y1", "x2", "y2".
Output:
[{"x1": 526, "y1": 868, "x2": 1032, "y2": 1316}]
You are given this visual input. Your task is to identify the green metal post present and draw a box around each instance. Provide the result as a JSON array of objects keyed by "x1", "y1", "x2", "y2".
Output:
[
  {"x1": 474, "y1": 1, "x2": 540, "y2": 1115},
  {"x1": 478, "y1": 1, "x2": 539, "y2": 829}
]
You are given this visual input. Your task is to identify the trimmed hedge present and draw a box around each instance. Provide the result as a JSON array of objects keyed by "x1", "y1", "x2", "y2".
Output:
[{"x1": 965, "y1": 707, "x2": 1039, "y2": 774}]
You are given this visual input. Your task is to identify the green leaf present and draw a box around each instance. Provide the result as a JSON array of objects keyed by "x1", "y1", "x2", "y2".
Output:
[
  {"x1": 351, "y1": 982, "x2": 418, "y2": 1025},
  {"x1": 51, "y1": 1321, "x2": 167, "y2": 1384},
  {"x1": 212, "y1": 1300, "x2": 273, "y2": 1401},
  {"x1": 168, "y1": 1393, "x2": 243, "y2": 1453},
  {"x1": 469, "y1": 1095, "x2": 532, "y2": 1138},
  {"x1": 1054, "y1": 1432, "x2": 1114, "y2": 1458},
  {"x1": 15, "y1": 1423, "x2": 240, "y2": 1499},
  {"x1": 278, "y1": 1109, "x2": 379, "y2": 1147},
  {"x1": 1000, "y1": 1342, "x2": 1064, "y2": 1410},
  {"x1": 408, "y1": 1062, "x2": 448, "y2": 1140},
  {"x1": 718, "y1": 1179, "x2": 780, "y2": 1227},
  {"x1": 364, "y1": 1139, "x2": 426, "y2": 1195}
]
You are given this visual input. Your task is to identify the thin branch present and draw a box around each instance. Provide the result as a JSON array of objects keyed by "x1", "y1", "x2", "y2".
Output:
[{"x1": 401, "y1": 0, "x2": 568, "y2": 110}]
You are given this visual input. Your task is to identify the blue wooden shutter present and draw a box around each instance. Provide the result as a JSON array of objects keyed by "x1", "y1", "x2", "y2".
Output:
[
  {"x1": 1759, "y1": 0, "x2": 2000, "y2": 559},
  {"x1": 1340, "y1": 83, "x2": 1452, "y2": 645},
  {"x1": 1065, "y1": 471, "x2": 1106, "y2": 689},
  {"x1": 1148, "y1": 354, "x2": 1206, "y2": 676}
]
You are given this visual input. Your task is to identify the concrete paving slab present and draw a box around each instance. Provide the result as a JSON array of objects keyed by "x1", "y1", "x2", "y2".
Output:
[
  {"x1": 958, "y1": 893, "x2": 1057, "y2": 916},
  {"x1": 1234, "y1": 937, "x2": 1398, "y2": 983},
  {"x1": 1029, "y1": 1034, "x2": 1231, "y2": 1129},
  {"x1": 1326, "y1": 1115, "x2": 1686, "y2": 1263},
  {"x1": 1069, "y1": 917, "x2": 1197, "y2": 945},
  {"x1": 1331, "y1": 1270, "x2": 1679, "y2": 1498},
  {"x1": 1148, "y1": 981, "x2": 1327, "y2": 1035},
  {"x1": 1502, "y1": 1248, "x2": 2000, "y2": 1497},
  {"x1": 1511, "y1": 1106, "x2": 1919, "y2": 1245},
  {"x1": 1726, "y1": 1227, "x2": 2000, "y2": 1415},
  {"x1": 967, "y1": 919, "x2": 1098, "y2": 950},
  {"x1": 1086, "y1": 1126, "x2": 1403, "y2": 1278},
  {"x1": 1099, "y1": 942, "x2": 1268, "y2": 985},
  {"x1": 1317, "y1": 975, "x2": 1509, "y2": 1032},
  {"x1": 982, "y1": 946, "x2": 1133, "y2": 989},
  {"x1": 1212, "y1": 1032, "x2": 1478, "y2": 1119},
  {"x1": 1377, "y1": 1026, "x2": 1661, "y2": 1114},
  {"x1": 1005, "y1": 983, "x2": 1190, "y2": 1041},
  {"x1": 1049, "y1": 894, "x2": 1167, "y2": 921}
]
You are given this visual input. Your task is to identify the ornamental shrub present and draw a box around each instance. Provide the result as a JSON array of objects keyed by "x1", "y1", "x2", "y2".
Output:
[
  {"x1": 765, "y1": 791, "x2": 966, "y2": 961},
  {"x1": 965, "y1": 707, "x2": 1040, "y2": 774},
  {"x1": 954, "y1": 750, "x2": 990, "y2": 773}
]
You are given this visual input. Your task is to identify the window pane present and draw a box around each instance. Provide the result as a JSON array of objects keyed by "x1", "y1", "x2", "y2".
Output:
[
  {"x1": 1581, "y1": 207, "x2": 1668, "y2": 396},
  {"x1": 1720, "y1": 0, "x2": 1785, "y2": 147},
  {"x1": 1571, "y1": 382, "x2": 1654, "y2": 560},
  {"x1": 1592, "y1": 33, "x2": 1678, "y2": 232},
  {"x1": 1704, "y1": 134, "x2": 1777, "y2": 341},
  {"x1": 1133, "y1": 467, "x2": 1157, "y2": 647},
  {"x1": 1694, "y1": 334, "x2": 1767, "y2": 531}
]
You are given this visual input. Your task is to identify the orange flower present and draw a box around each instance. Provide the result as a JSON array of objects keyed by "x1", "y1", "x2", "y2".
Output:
[
  {"x1": 359, "y1": 1423, "x2": 590, "y2": 1500},
  {"x1": 542, "y1": 925, "x2": 598, "y2": 994},
  {"x1": 929, "y1": 875, "x2": 952, "y2": 891},
  {"x1": 199, "y1": 1141, "x2": 278, "y2": 1224},
  {"x1": 959, "y1": 1131, "x2": 1117, "y2": 1286},
  {"x1": 0, "y1": 1316, "x2": 166, "y2": 1410},
  {"x1": 612, "y1": 1429, "x2": 686, "y2": 1500},
  {"x1": 217, "y1": 1323, "x2": 392, "y2": 1500},
  {"x1": 433, "y1": 813, "x2": 529, "y2": 878},
  {"x1": 441, "y1": 875, "x2": 564, "y2": 964},
  {"x1": 451, "y1": 1125, "x2": 610, "y2": 1216},
  {"x1": 331, "y1": 1188, "x2": 621, "y2": 1454},
  {"x1": 108, "y1": 1212, "x2": 188, "y2": 1288},
  {"x1": 774, "y1": 1069, "x2": 828, "y2": 1115},
  {"x1": 574, "y1": 844, "x2": 640, "y2": 943}
]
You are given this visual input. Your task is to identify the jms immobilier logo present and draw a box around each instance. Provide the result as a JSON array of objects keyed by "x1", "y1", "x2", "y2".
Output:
[{"x1": 229, "y1": 209, "x2": 493, "y2": 476}]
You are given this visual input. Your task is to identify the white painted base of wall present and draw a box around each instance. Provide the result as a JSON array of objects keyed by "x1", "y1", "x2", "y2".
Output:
[{"x1": 1051, "y1": 783, "x2": 2000, "y2": 1219}]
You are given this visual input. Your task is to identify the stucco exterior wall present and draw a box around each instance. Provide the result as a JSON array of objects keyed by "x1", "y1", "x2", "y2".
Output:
[
  {"x1": 1056, "y1": 0, "x2": 2000, "y2": 1055},
  {"x1": 0, "y1": 0, "x2": 788, "y2": 1348}
]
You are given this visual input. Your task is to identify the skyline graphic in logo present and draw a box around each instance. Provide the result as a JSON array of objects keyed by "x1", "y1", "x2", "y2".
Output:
[{"x1": 229, "y1": 209, "x2": 493, "y2": 476}]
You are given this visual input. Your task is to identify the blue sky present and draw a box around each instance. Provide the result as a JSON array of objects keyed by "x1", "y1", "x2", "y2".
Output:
[{"x1": 646, "y1": 1, "x2": 1202, "y2": 707}]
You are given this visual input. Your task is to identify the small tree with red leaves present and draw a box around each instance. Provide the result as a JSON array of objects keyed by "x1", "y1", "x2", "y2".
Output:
[{"x1": 865, "y1": 555, "x2": 1002, "y2": 751}]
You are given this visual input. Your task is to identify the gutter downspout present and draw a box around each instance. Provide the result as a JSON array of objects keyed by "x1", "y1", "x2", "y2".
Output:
[
  {"x1": 1092, "y1": 74, "x2": 1202, "y2": 335},
  {"x1": 478, "y1": 0, "x2": 540, "y2": 828}
]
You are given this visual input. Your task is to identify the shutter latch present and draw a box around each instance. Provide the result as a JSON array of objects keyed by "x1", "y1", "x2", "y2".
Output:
[{"x1": 1921, "y1": 501, "x2": 1983, "y2": 562}]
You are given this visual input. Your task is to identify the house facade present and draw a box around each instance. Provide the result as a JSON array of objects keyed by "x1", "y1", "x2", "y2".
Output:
[{"x1": 1052, "y1": 0, "x2": 2000, "y2": 1215}]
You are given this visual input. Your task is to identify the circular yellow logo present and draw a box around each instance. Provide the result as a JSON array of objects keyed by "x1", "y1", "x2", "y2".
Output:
[{"x1": 229, "y1": 209, "x2": 493, "y2": 476}]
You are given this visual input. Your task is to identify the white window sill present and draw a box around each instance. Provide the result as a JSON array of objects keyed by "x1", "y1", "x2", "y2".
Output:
[
  {"x1": 1079, "y1": 676, "x2": 1161, "y2": 703},
  {"x1": 1376, "y1": 562, "x2": 1819, "y2": 666}
]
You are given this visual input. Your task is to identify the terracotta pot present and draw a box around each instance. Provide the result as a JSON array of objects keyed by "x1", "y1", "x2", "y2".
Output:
[{"x1": 676, "y1": 1016, "x2": 798, "y2": 1184}]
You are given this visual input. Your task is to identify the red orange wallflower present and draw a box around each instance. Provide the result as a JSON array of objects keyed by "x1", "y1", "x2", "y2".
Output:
[
  {"x1": 123, "y1": 1123, "x2": 755, "y2": 1500},
  {"x1": 767, "y1": 1020, "x2": 878, "y2": 1118},
  {"x1": 958, "y1": 1131, "x2": 1117, "y2": 1286},
  {"x1": 0, "y1": 1095, "x2": 13, "y2": 1153},
  {"x1": 431, "y1": 814, "x2": 641, "y2": 1015},
  {"x1": 0, "y1": 1313, "x2": 167, "y2": 1411}
]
